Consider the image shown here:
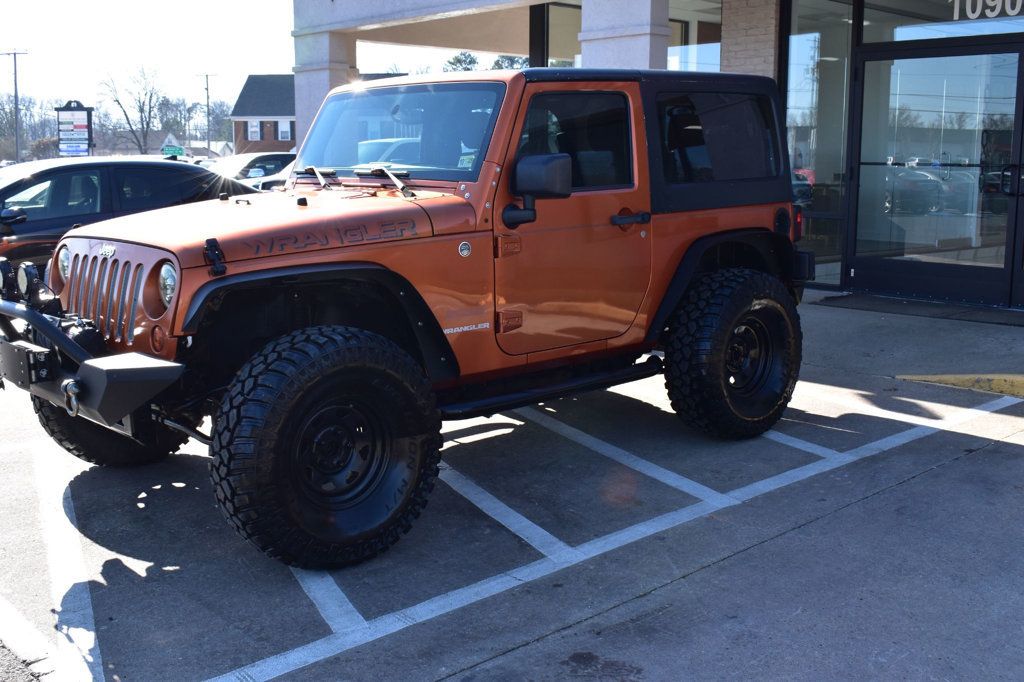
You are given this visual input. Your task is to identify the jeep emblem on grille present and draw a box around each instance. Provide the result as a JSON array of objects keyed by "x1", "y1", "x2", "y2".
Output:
[{"x1": 99, "y1": 244, "x2": 116, "y2": 258}]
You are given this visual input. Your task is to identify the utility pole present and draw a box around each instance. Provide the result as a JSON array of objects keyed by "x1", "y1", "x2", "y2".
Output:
[
  {"x1": 1, "y1": 50, "x2": 27, "y2": 161},
  {"x1": 200, "y1": 73, "x2": 213, "y2": 156}
]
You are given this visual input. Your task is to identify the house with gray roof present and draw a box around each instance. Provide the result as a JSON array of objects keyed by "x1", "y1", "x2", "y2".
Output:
[{"x1": 230, "y1": 74, "x2": 296, "y2": 154}]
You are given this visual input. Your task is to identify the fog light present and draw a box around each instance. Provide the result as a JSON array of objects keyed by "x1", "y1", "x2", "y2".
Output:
[{"x1": 17, "y1": 263, "x2": 40, "y2": 300}]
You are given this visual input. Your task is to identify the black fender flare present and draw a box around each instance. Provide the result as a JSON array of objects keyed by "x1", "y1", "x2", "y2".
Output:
[
  {"x1": 179, "y1": 262, "x2": 459, "y2": 382},
  {"x1": 645, "y1": 228, "x2": 798, "y2": 344}
]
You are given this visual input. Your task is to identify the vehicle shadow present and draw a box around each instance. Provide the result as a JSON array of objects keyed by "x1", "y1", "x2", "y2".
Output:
[{"x1": 59, "y1": 453, "x2": 330, "y2": 682}]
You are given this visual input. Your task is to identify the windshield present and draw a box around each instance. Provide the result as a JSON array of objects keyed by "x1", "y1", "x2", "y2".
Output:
[{"x1": 297, "y1": 82, "x2": 506, "y2": 183}]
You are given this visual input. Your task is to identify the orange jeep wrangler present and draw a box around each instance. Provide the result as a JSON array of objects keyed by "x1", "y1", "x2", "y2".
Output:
[{"x1": 0, "y1": 69, "x2": 814, "y2": 567}]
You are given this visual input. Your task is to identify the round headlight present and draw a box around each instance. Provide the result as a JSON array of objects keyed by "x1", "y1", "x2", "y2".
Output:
[
  {"x1": 56, "y1": 247, "x2": 71, "y2": 283},
  {"x1": 158, "y1": 262, "x2": 177, "y2": 307}
]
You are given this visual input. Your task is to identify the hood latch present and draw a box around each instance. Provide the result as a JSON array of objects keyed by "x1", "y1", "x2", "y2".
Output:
[{"x1": 204, "y1": 238, "x2": 227, "y2": 277}]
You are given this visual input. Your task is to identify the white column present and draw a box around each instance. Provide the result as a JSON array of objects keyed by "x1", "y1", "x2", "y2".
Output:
[
  {"x1": 293, "y1": 31, "x2": 358, "y2": 146},
  {"x1": 579, "y1": 0, "x2": 670, "y2": 69}
]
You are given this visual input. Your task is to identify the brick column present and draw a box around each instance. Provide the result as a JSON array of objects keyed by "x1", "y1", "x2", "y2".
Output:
[
  {"x1": 720, "y1": 0, "x2": 782, "y2": 79},
  {"x1": 293, "y1": 31, "x2": 358, "y2": 146}
]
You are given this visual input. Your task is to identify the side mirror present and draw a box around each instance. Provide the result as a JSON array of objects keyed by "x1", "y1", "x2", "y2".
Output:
[
  {"x1": 503, "y1": 153, "x2": 572, "y2": 228},
  {"x1": 0, "y1": 207, "x2": 27, "y2": 235}
]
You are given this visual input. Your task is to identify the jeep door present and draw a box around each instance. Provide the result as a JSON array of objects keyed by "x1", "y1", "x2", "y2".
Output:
[{"x1": 493, "y1": 82, "x2": 652, "y2": 356}]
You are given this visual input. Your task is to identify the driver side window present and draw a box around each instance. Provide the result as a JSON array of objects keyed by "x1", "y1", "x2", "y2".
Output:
[
  {"x1": 517, "y1": 91, "x2": 633, "y2": 190},
  {"x1": 1, "y1": 170, "x2": 103, "y2": 222}
]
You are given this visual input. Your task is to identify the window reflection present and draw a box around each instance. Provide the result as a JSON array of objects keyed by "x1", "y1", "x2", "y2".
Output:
[
  {"x1": 667, "y1": 1, "x2": 721, "y2": 72},
  {"x1": 856, "y1": 54, "x2": 1017, "y2": 268},
  {"x1": 787, "y1": 0, "x2": 852, "y2": 285}
]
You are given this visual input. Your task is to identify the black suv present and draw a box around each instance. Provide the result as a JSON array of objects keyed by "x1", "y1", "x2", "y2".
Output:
[{"x1": 0, "y1": 157, "x2": 256, "y2": 266}]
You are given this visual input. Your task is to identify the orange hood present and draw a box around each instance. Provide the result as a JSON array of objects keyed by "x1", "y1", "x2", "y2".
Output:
[{"x1": 62, "y1": 188, "x2": 470, "y2": 269}]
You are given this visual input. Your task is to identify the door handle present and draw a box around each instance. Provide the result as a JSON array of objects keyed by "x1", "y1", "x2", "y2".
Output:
[
  {"x1": 610, "y1": 211, "x2": 651, "y2": 227},
  {"x1": 999, "y1": 164, "x2": 1018, "y2": 196}
]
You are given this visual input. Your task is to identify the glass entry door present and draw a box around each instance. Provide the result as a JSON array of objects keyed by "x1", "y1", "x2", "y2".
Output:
[{"x1": 850, "y1": 47, "x2": 1024, "y2": 306}]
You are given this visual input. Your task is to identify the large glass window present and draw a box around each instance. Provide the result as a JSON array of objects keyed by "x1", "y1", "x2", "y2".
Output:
[
  {"x1": 668, "y1": 1, "x2": 722, "y2": 72},
  {"x1": 547, "y1": 3, "x2": 581, "y2": 67},
  {"x1": 787, "y1": 0, "x2": 853, "y2": 285},
  {"x1": 866, "y1": 0, "x2": 1024, "y2": 43},
  {"x1": 856, "y1": 53, "x2": 1018, "y2": 268}
]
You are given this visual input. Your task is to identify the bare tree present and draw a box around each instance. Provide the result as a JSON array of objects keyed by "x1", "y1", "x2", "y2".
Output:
[
  {"x1": 0, "y1": 95, "x2": 60, "y2": 159},
  {"x1": 158, "y1": 96, "x2": 201, "y2": 142},
  {"x1": 104, "y1": 69, "x2": 162, "y2": 154}
]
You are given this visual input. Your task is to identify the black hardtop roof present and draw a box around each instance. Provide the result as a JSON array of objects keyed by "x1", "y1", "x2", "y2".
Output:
[{"x1": 520, "y1": 67, "x2": 777, "y2": 89}]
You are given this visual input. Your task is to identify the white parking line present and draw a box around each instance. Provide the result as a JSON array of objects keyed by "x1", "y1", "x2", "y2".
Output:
[
  {"x1": 514, "y1": 407, "x2": 738, "y2": 508},
  {"x1": 763, "y1": 430, "x2": 841, "y2": 459},
  {"x1": 730, "y1": 395, "x2": 1022, "y2": 500},
  {"x1": 289, "y1": 569, "x2": 367, "y2": 634},
  {"x1": 33, "y1": 454, "x2": 104, "y2": 682},
  {"x1": 205, "y1": 499, "x2": 725, "y2": 682},
  {"x1": 440, "y1": 466, "x2": 580, "y2": 562}
]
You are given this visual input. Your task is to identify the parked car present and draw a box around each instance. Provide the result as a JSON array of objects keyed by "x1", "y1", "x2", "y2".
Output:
[
  {"x1": 917, "y1": 168, "x2": 978, "y2": 214},
  {"x1": 0, "y1": 157, "x2": 256, "y2": 266},
  {"x1": 791, "y1": 171, "x2": 812, "y2": 207},
  {"x1": 246, "y1": 160, "x2": 295, "y2": 191},
  {"x1": 883, "y1": 168, "x2": 942, "y2": 214},
  {"x1": 205, "y1": 152, "x2": 296, "y2": 180}
]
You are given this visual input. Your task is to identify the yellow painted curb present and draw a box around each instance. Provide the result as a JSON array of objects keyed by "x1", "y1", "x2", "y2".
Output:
[{"x1": 898, "y1": 374, "x2": 1024, "y2": 398}]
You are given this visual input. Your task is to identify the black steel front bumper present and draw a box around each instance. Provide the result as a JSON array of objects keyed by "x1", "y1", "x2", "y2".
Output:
[{"x1": 0, "y1": 298, "x2": 183, "y2": 430}]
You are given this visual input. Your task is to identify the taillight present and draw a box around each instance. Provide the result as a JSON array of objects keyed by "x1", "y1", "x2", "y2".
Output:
[{"x1": 793, "y1": 205, "x2": 804, "y2": 242}]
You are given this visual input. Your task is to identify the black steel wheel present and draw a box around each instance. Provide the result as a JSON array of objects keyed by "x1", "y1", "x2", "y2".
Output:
[
  {"x1": 664, "y1": 268, "x2": 802, "y2": 439},
  {"x1": 210, "y1": 325, "x2": 441, "y2": 568}
]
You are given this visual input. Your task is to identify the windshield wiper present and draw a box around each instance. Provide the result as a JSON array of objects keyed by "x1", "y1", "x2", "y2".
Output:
[
  {"x1": 297, "y1": 166, "x2": 337, "y2": 190},
  {"x1": 354, "y1": 165, "x2": 416, "y2": 198}
]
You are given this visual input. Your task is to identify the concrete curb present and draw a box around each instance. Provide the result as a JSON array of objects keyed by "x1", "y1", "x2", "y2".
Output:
[{"x1": 898, "y1": 374, "x2": 1024, "y2": 398}]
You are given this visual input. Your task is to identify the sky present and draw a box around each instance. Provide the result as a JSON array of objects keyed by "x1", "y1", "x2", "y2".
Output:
[{"x1": 0, "y1": 0, "x2": 506, "y2": 109}]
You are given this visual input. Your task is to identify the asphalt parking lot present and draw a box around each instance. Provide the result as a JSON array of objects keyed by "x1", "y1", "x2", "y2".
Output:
[{"x1": 2, "y1": 293, "x2": 1024, "y2": 681}]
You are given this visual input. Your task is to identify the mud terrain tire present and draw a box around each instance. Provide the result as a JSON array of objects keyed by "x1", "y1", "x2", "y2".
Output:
[
  {"x1": 665, "y1": 268, "x2": 801, "y2": 439},
  {"x1": 210, "y1": 325, "x2": 442, "y2": 568},
  {"x1": 33, "y1": 397, "x2": 188, "y2": 466}
]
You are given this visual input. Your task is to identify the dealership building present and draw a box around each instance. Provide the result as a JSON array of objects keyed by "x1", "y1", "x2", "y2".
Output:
[{"x1": 293, "y1": 0, "x2": 1024, "y2": 308}]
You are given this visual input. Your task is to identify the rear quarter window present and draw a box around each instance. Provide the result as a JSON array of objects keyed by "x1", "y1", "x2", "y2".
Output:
[{"x1": 658, "y1": 92, "x2": 780, "y2": 183}]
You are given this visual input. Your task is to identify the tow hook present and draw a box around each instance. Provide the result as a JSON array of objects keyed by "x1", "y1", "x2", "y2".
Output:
[{"x1": 61, "y1": 379, "x2": 81, "y2": 417}]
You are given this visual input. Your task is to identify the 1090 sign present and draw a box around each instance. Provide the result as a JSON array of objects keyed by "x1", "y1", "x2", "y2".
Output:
[{"x1": 954, "y1": 0, "x2": 1024, "y2": 20}]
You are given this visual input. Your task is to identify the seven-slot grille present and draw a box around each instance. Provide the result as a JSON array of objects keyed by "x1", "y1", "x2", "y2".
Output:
[{"x1": 65, "y1": 254, "x2": 145, "y2": 344}]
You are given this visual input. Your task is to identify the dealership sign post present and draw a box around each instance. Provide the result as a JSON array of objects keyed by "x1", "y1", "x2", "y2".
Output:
[{"x1": 55, "y1": 100, "x2": 94, "y2": 157}]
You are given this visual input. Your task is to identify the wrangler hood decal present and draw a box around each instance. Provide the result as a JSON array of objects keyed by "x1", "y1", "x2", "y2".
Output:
[{"x1": 62, "y1": 189, "x2": 443, "y2": 269}]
